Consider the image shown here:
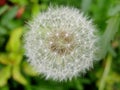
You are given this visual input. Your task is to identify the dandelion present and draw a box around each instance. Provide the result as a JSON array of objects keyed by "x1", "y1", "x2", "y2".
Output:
[{"x1": 24, "y1": 6, "x2": 101, "y2": 81}]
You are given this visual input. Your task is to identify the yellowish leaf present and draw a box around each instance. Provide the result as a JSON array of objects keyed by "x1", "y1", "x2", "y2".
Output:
[
  {"x1": 22, "y1": 61, "x2": 38, "y2": 76},
  {"x1": 6, "y1": 28, "x2": 23, "y2": 52},
  {"x1": 0, "y1": 66, "x2": 11, "y2": 87},
  {"x1": 12, "y1": 65, "x2": 28, "y2": 85}
]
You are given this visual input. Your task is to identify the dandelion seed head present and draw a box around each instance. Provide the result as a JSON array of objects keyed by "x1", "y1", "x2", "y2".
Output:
[{"x1": 24, "y1": 6, "x2": 101, "y2": 81}]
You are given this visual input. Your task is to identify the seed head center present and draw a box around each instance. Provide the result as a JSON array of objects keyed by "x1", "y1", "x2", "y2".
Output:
[{"x1": 47, "y1": 31, "x2": 75, "y2": 55}]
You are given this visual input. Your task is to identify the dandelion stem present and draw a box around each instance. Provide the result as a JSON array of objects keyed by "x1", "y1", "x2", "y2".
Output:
[{"x1": 98, "y1": 54, "x2": 112, "y2": 90}]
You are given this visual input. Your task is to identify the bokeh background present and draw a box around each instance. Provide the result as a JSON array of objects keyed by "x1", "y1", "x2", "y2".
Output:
[{"x1": 0, "y1": 0, "x2": 120, "y2": 90}]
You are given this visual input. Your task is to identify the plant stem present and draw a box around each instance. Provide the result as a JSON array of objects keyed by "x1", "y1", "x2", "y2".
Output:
[{"x1": 98, "y1": 54, "x2": 112, "y2": 90}]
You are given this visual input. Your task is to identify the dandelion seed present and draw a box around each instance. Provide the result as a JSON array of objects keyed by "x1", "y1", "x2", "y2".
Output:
[{"x1": 24, "y1": 6, "x2": 101, "y2": 81}]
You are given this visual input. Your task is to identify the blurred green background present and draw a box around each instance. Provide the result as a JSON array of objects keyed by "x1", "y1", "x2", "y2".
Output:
[{"x1": 0, "y1": 0, "x2": 120, "y2": 90}]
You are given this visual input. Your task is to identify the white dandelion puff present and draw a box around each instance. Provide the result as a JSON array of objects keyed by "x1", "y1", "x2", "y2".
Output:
[{"x1": 24, "y1": 6, "x2": 101, "y2": 81}]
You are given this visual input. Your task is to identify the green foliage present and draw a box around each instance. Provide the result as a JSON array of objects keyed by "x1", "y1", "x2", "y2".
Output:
[
  {"x1": 0, "y1": 66, "x2": 11, "y2": 87},
  {"x1": 0, "y1": 0, "x2": 120, "y2": 90},
  {"x1": 6, "y1": 28, "x2": 23, "y2": 52}
]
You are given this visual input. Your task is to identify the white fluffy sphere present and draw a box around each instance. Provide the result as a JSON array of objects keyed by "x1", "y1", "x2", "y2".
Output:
[{"x1": 24, "y1": 6, "x2": 101, "y2": 81}]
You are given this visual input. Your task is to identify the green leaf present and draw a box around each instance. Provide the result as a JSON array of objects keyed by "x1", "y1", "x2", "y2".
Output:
[
  {"x1": 9, "y1": 53, "x2": 23, "y2": 65},
  {"x1": 9, "y1": 0, "x2": 28, "y2": 6},
  {"x1": 81, "y1": 0, "x2": 92, "y2": 13},
  {"x1": 39, "y1": 4, "x2": 47, "y2": 11},
  {"x1": 108, "y1": 44, "x2": 117, "y2": 57},
  {"x1": 0, "y1": 54, "x2": 11, "y2": 65},
  {"x1": 31, "y1": 84, "x2": 65, "y2": 90},
  {"x1": 104, "y1": 15, "x2": 120, "y2": 42},
  {"x1": 31, "y1": 0, "x2": 39, "y2": 3},
  {"x1": 22, "y1": 61, "x2": 37, "y2": 76},
  {"x1": 5, "y1": 20, "x2": 23, "y2": 30},
  {"x1": 105, "y1": 72, "x2": 120, "y2": 90},
  {"x1": 0, "y1": 26, "x2": 8, "y2": 35},
  {"x1": 0, "y1": 53, "x2": 22, "y2": 66},
  {"x1": 100, "y1": 15, "x2": 120, "y2": 59},
  {"x1": 0, "y1": 85, "x2": 9, "y2": 90},
  {"x1": 1, "y1": 6, "x2": 18, "y2": 26},
  {"x1": 0, "y1": 5, "x2": 9, "y2": 16},
  {"x1": 12, "y1": 65, "x2": 28, "y2": 85},
  {"x1": 0, "y1": 66, "x2": 11, "y2": 87},
  {"x1": 6, "y1": 28, "x2": 23, "y2": 52},
  {"x1": 31, "y1": 4, "x2": 40, "y2": 16},
  {"x1": 108, "y1": 4, "x2": 120, "y2": 16}
]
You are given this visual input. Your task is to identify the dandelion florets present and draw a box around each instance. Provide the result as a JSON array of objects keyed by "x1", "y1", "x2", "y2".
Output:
[{"x1": 24, "y1": 6, "x2": 101, "y2": 81}]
